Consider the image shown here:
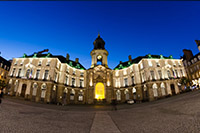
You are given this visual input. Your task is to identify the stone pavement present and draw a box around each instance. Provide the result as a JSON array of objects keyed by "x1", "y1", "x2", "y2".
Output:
[
  {"x1": 0, "y1": 90, "x2": 200, "y2": 133},
  {"x1": 90, "y1": 112, "x2": 121, "y2": 133}
]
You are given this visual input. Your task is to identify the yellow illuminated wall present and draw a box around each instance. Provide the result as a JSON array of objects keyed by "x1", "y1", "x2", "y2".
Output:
[{"x1": 95, "y1": 82, "x2": 105, "y2": 100}]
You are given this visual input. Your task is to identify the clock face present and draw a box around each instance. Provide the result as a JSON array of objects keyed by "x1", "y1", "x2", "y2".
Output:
[{"x1": 97, "y1": 55, "x2": 102, "y2": 60}]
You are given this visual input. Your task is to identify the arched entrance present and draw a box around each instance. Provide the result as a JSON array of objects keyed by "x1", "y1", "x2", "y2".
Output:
[
  {"x1": 95, "y1": 82, "x2": 105, "y2": 100},
  {"x1": 21, "y1": 84, "x2": 27, "y2": 97},
  {"x1": 170, "y1": 84, "x2": 176, "y2": 95}
]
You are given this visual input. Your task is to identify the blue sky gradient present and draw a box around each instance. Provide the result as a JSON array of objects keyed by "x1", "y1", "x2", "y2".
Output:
[{"x1": 0, "y1": 1, "x2": 200, "y2": 69}]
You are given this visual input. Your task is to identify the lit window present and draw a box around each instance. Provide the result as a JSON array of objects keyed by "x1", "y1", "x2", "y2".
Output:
[
  {"x1": 124, "y1": 78, "x2": 128, "y2": 87},
  {"x1": 131, "y1": 76, "x2": 134, "y2": 85},
  {"x1": 80, "y1": 72, "x2": 84, "y2": 76},
  {"x1": 54, "y1": 72, "x2": 58, "y2": 82},
  {"x1": 158, "y1": 70, "x2": 162, "y2": 79},
  {"x1": 44, "y1": 70, "x2": 49, "y2": 80},
  {"x1": 38, "y1": 60, "x2": 42, "y2": 66},
  {"x1": 26, "y1": 69, "x2": 30, "y2": 78},
  {"x1": 72, "y1": 78, "x2": 75, "y2": 87},
  {"x1": 11, "y1": 68, "x2": 15, "y2": 76},
  {"x1": 65, "y1": 76, "x2": 68, "y2": 85},
  {"x1": 140, "y1": 63, "x2": 143, "y2": 69},
  {"x1": 80, "y1": 79, "x2": 83, "y2": 87},
  {"x1": 35, "y1": 70, "x2": 40, "y2": 79},
  {"x1": 150, "y1": 70, "x2": 155, "y2": 80},
  {"x1": 148, "y1": 60, "x2": 152, "y2": 67},
  {"x1": 46, "y1": 60, "x2": 50, "y2": 66},
  {"x1": 167, "y1": 70, "x2": 171, "y2": 78},
  {"x1": 18, "y1": 69, "x2": 21, "y2": 77}
]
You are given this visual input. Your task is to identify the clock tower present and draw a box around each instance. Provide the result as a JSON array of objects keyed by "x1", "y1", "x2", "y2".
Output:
[{"x1": 90, "y1": 34, "x2": 108, "y2": 68}]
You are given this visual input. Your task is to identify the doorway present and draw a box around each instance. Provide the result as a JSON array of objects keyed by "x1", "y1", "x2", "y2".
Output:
[
  {"x1": 170, "y1": 84, "x2": 176, "y2": 95},
  {"x1": 95, "y1": 82, "x2": 105, "y2": 100},
  {"x1": 21, "y1": 84, "x2": 27, "y2": 97}
]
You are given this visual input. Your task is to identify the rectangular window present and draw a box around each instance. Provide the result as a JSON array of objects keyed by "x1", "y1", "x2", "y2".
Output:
[
  {"x1": 180, "y1": 69, "x2": 183, "y2": 77},
  {"x1": 36, "y1": 70, "x2": 40, "y2": 79},
  {"x1": 150, "y1": 70, "x2": 155, "y2": 80},
  {"x1": 80, "y1": 79, "x2": 83, "y2": 87},
  {"x1": 158, "y1": 70, "x2": 162, "y2": 79},
  {"x1": 72, "y1": 78, "x2": 75, "y2": 86},
  {"x1": 54, "y1": 72, "x2": 57, "y2": 82},
  {"x1": 167, "y1": 70, "x2": 171, "y2": 78},
  {"x1": 65, "y1": 76, "x2": 68, "y2": 85},
  {"x1": 175, "y1": 70, "x2": 178, "y2": 78},
  {"x1": 26, "y1": 69, "x2": 30, "y2": 78},
  {"x1": 44, "y1": 70, "x2": 49, "y2": 80},
  {"x1": 18, "y1": 69, "x2": 21, "y2": 77},
  {"x1": 124, "y1": 78, "x2": 128, "y2": 87},
  {"x1": 12, "y1": 68, "x2": 16, "y2": 76},
  {"x1": 80, "y1": 72, "x2": 84, "y2": 77},
  {"x1": 78, "y1": 95, "x2": 83, "y2": 101},
  {"x1": 131, "y1": 76, "x2": 134, "y2": 85}
]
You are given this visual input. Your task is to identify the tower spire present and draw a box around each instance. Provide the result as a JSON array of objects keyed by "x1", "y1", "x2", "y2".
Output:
[{"x1": 98, "y1": 32, "x2": 100, "y2": 37}]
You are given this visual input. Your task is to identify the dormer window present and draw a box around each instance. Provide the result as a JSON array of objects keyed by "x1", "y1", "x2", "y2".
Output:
[
  {"x1": 198, "y1": 55, "x2": 200, "y2": 60},
  {"x1": 148, "y1": 60, "x2": 152, "y2": 67},
  {"x1": 14, "y1": 61, "x2": 18, "y2": 66},
  {"x1": 38, "y1": 60, "x2": 42, "y2": 66},
  {"x1": 46, "y1": 60, "x2": 50, "y2": 66},
  {"x1": 80, "y1": 72, "x2": 84, "y2": 77},
  {"x1": 188, "y1": 62, "x2": 191, "y2": 66},
  {"x1": 194, "y1": 58, "x2": 197, "y2": 62},
  {"x1": 66, "y1": 67, "x2": 69, "y2": 73},
  {"x1": 156, "y1": 62, "x2": 160, "y2": 67},
  {"x1": 73, "y1": 70, "x2": 76, "y2": 75},
  {"x1": 0, "y1": 63, "x2": 3, "y2": 67},
  {"x1": 20, "y1": 61, "x2": 24, "y2": 66},
  {"x1": 191, "y1": 60, "x2": 194, "y2": 64},
  {"x1": 4, "y1": 65, "x2": 6, "y2": 70}
]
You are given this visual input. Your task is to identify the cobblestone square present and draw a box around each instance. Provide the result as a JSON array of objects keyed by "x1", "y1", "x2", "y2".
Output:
[{"x1": 1, "y1": 91, "x2": 200, "y2": 133}]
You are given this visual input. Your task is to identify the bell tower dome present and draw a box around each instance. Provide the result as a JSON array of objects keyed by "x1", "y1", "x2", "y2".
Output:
[{"x1": 90, "y1": 34, "x2": 108, "y2": 68}]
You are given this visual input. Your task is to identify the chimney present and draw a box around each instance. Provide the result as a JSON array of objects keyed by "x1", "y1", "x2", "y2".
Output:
[
  {"x1": 128, "y1": 55, "x2": 132, "y2": 62},
  {"x1": 183, "y1": 49, "x2": 193, "y2": 61},
  {"x1": 120, "y1": 61, "x2": 122, "y2": 64},
  {"x1": 75, "y1": 58, "x2": 79, "y2": 63},
  {"x1": 66, "y1": 53, "x2": 70, "y2": 61},
  {"x1": 195, "y1": 40, "x2": 200, "y2": 52}
]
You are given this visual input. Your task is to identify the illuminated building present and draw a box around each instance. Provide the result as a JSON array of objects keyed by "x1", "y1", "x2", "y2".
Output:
[
  {"x1": 0, "y1": 56, "x2": 11, "y2": 81},
  {"x1": 7, "y1": 34, "x2": 186, "y2": 104},
  {"x1": 182, "y1": 40, "x2": 200, "y2": 87}
]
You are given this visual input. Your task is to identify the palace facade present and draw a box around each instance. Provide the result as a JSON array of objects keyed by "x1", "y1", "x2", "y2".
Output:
[{"x1": 7, "y1": 34, "x2": 186, "y2": 104}]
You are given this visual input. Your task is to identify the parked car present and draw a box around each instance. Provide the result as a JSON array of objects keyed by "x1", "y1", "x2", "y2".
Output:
[{"x1": 127, "y1": 99, "x2": 134, "y2": 105}]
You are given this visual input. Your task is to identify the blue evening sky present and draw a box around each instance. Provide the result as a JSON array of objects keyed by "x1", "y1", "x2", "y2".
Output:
[{"x1": 0, "y1": 1, "x2": 200, "y2": 69}]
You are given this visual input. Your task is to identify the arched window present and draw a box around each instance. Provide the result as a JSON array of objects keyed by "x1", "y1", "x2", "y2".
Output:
[
  {"x1": 14, "y1": 80, "x2": 18, "y2": 92},
  {"x1": 160, "y1": 82, "x2": 166, "y2": 96},
  {"x1": 132, "y1": 87, "x2": 137, "y2": 100},
  {"x1": 41, "y1": 83, "x2": 47, "y2": 98},
  {"x1": 152, "y1": 83, "x2": 158, "y2": 97},
  {"x1": 116, "y1": 90, "x2": 121, "y2": 101},
  {"x1": 70, "y1": 89, "x2": 75, "y2": 101},
  {"x1": 78, "y1": 90, "x2": 84, "y2": 101},
  {"x1": 32, "y1": 82, "x2": 38, "y2": 96},
  {"x1": 124, "y1": 89, "x2": 129, "y2": 100}
]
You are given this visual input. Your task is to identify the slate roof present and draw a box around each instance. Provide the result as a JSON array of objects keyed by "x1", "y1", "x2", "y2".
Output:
[
  {"x1": 21, "y1": 53, "x2": 86, "y2": 70},
  {"x1": 114, "y1": 54, "x2": 174, "y2": 70}
]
